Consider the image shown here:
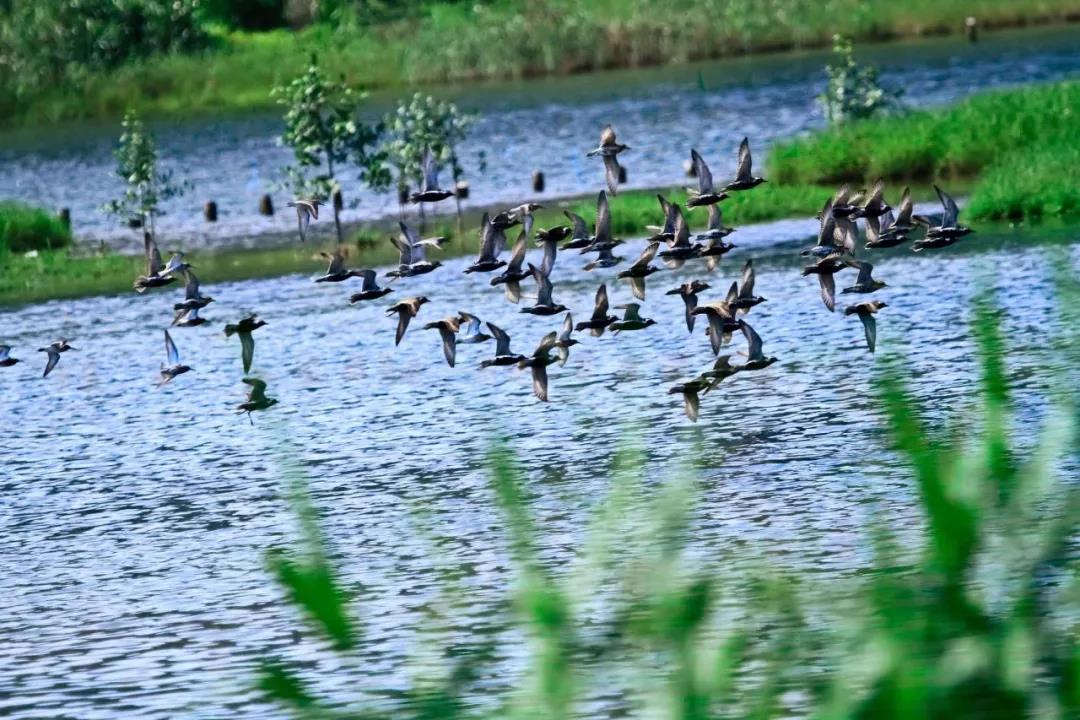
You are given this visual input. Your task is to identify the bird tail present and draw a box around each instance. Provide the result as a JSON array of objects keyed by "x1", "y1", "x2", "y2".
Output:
[{"x1": 224, "y1": 324, "x2": 238, "y2": 337}]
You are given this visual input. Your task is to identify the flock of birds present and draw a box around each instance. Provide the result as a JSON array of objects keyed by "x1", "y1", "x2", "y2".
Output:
[{"x1": 0, "y1": 125, "x2": 974, "y2": 422}]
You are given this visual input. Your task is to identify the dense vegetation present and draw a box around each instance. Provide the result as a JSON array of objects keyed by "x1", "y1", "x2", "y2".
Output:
[
  {"x1": 257, "y1": 289, "x2": 1080, "y2": 718},
  {"x1": 0, "y1": 0, "x2": 1076, "y2": 124},
  {"x1": 0, "y1": 202, "x2": 71, "y2": 255},
  {"x1": 768, "y1": 80, "x2": 1080, "y2": 221}
]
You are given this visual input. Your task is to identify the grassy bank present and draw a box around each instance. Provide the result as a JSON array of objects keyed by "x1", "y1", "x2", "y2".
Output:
[
  {"x1": 0, "y1": 202, "x2": 71, "y2": 254},
  {"x1": 768, "y1": 80, "x2": 1080, "y2": 221},
  {"x1": 1, "y1": 182, "x2": 861, "y2": 306},
  {"x1": 4, "y1": 0, "x2": 1079, "y2": 125},
  {"x1": 256, "y1": 290, "x2": 1080, "y2": 718}
]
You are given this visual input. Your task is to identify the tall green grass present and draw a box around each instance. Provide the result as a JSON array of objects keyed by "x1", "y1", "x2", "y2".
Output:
[
  {"x1": 0, "y1": 202, "x2": 71, "y2": 254},
  {"x1": 766, "y1": 80, "x2": 1080, "y2": 222},
  {"x1": 255, "y1": 287, "x2": 1080, "y2": 718},
  {"x1": 3, "y1": 0, "x2": 1078, "y2": 125}
]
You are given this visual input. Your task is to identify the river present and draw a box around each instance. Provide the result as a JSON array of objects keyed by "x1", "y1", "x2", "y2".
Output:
[{"x1": 0, "y1": 25, "x2": 1077, "y2": 250}]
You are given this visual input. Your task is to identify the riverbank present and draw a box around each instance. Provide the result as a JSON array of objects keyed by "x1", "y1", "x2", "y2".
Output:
[
  {"x1": 768, "y1": 80, "x2": 1080, "y2": 221},
  {"x1": 3, "y1": 0, "x2": 1078, "y2": 126},
  {"x1": 0, "y1": 182, "x2": 860, "y2": 306}
]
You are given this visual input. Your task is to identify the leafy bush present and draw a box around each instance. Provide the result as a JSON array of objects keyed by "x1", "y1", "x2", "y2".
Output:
[
  {"x1": 0, "y1": 202, "x2": 72, "y2": 254},
  {"x1": 0, "y1": 0, "x2": 208, "y2": 99},
  {"x1": 818, "y1": 35, "x2": 903, "y2": 125},
  {"x1": 254, "y1": 291, "x2": 1079, "y2": 719}
]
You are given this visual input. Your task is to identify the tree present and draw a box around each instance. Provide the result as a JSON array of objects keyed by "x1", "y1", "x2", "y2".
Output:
[
  {"x1": 273, "y1": 56, "x2": 390, "y2": 244},
  {"x1": 102, "y1": 109, "x2": 186, "y2": 238},
  {"x1": 818, "y1": 35, "x2": 903, "y2": 125},
  {"x1": 384, "y1": 93, "x2": 475, "y2": 228}
]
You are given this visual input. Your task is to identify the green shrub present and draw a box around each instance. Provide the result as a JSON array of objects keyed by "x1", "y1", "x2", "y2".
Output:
[
  {"x1": 0, "y1": 0, "x2": 208, "y2": 99},
  {"x1": 967, "y1": 141, "x2": 1080, "y2": 222},
  {"x1": 0, "y1": 202, "x2": 72, "y2": 254}
]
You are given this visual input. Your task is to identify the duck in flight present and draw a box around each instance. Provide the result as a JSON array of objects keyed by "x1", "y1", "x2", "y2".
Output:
[
  {"x1": 386, "y1": 296, "x2": 430, "y2": 346},
  {"x1": 686, "y1": 149, "x2": 729, "y2": 207},
  {"x1": 721, "y1": 137, "x2": 766, "y2": 192},
  {"x1": 236, "y1": 378, "x2": 278, "y2": 424},
  {"x1": 520, "y1": 264, "x2": 568, "y2": 316},
  {"x1": 575, "y1": 284, "x2": 618, "y2": 337},
  {"x1": 348, "y1": 270, "x2": 393, "y2": 304},
  {"x1": 585, "y1": 125, "x2": 628, "y2": 196},
  {"x1": 315, "y1": 248, "x2": 363, "y2": 283},
  {"x1": 616, "y1": 241, "x2": 660, "y2": 301},
  {"x1": 224, "y1": 314, "x2": 266, "y2": 374},
  {"x1": 287, "y1": 199, "x2": 321, "y2": 243},
  {"x1": 387, "y1": 221, "x2": 443, "y2": 278},
  {"x1": 410, "y1": 148, "x2": 455, "y2": 203},
  {"x1": 845, "y1": 300, "x2": 887, "y2": 353},
  {"x1": 134, "y1": 232, "x2": 178, "y2": 293},
  {"x1": 158, "y1": 330, "x2": 192, "y2": 386},
  {"x1": 0, "y1": 344, "x2": 18, "y2": 368},
  {"x1": 480, "y1": 322, "x2": 527, "y2": 368},
  {"x1": 39, "y1": 339, "x2": 76, "y2": 378},
  {"x1": 465, "y1": 213, "x2": 508, "y2": 274},
  {"x1": 666, "y1": 280, "x2": 711, "y2": 333}
]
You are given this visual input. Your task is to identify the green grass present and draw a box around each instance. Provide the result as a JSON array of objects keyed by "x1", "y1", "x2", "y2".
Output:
[
  {"x1": 766, "y1": 80, "x2": 1080, "y2": 222},
  {"x1": 3, "y1": 0, "x2": 1078, "y2": 125},
  {"x1": 255, "y1": 286, "x2": 1080, "y2": 719},
  {"x1": 0, "y1": 181, "x2": 882, "y2": 306},
  {"x1": 0, "y1": 202, "x2": 71, "y2": 254}
]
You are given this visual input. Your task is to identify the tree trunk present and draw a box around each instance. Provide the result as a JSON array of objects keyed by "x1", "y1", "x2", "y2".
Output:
[{"x1": 326, "y1": 154, "x2": 343, "y2": 244}]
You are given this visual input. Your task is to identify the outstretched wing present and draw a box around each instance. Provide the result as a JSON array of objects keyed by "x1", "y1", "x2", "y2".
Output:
[
  {"x1": 858, "y1": 310, "x2": 878, "y2": 353},
  {"x1": 595, "y1": 190, "x2": 611, "y2": 245},
  {"x1": 243, "y1": 377, "x2": 268, "y2": 403},
  {"x1": 488, "y1": 322, "x2": 512, "y2": 356},
  {"x1": 592, "y1": 283, "x2": 610, "y2": 321},
  {"x1": 564, "y1": 210, "x2": 588, "y2": 241},
  {"x1": 935, "y1": 184, "x2": 959, "y2": 227},
  {"x1": 164, "y1": 329, "x2": 180, "y2": 365},
  {"x1": 819, "y1": 273, "x2": 836, "y2": 312},
  {"x1": 735, "y1": 137, "x2": 753, "y2": 182},
  {"x1": 239, "y1": 331, "x2": 255, "y2": 373},
  {"x1": 691, "y1": 149, "x2": 713, "y2": 194},
  {"x1": 602, "y1": 155, "x2": 620, "y2": 196},
  {"x1": 740, "y1": 320, "x2": 764, "y2": 361},
  {"x1": 739, "y1": 259, "x2": 755, "y2": 298}
]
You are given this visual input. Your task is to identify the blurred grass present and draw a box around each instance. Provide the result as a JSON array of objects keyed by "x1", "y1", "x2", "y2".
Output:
[
  {"x1": 3, "y1": 0, "x2": 1079, "y2": 125},
  {"x1": 0, "y1": 202, "x2": 71, "y2": 254},
  {"x1": 766, "y1": 80, "x2": 1080, "y2": 222},
  {"x1": 255, "y1": 286, "x2": 1079, "y2": 718}
]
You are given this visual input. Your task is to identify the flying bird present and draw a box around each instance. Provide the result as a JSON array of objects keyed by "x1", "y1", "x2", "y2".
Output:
[
  {"x1": 423, "y1": 315, "x2": 462, "y2": 367},
  {"x1": 729, "y1": 259, "x2": 766, "y2": 313},
  {"x1": 386, "y1": 296, "x2": 430, "y2": 346},
  {"x1": 287, "y1": 199, "x2": 321, "y2": 243},
  {"x1": 611, "y1": 303, "x2": 656, "y2": 333},
  {"x1": 348, "y1": 270, "x2": 394, "y2": 303},
  {"x1": 491, "y1": 231, "x2": 531, "y2": 303},
  {"x1": 38, "y1": 339, "x2": 76, "y2": 378},
  {"x1": 686, "y1": 149, "x2": 730, "y2": 207},
  {"x1": 236, "y1": 378, "x2": 278, "y2": 424},
  {"x1": 158, "y1": 330, "x2": 192, "y2": 386},
  {"x1": 913, "y1": 185, "x2": 973, "y2": 250},
  {"x1": 520, "y1": 264, "x2": 568, "y2": 316},
  {"x1": 574, "y1": 284, "x2": 619, "y2": 337},
  {"x1": 134, "y1": 232, "x2": 177, "y2": 293},
  {"x1": 315, "y1": 248, "x2": 363, "y2": 283},
  {"x1": 518, "y1": 331, "x2": 560, "y2": 402},
  {"x1": 666, "y1": 280, "x2": 711, "y2": 333},
  {"x1": 721, "y1": 137, "x2": 766, "y2": 192},
  {"x1": 585, "y1": 125, "x2": 628, "y2": 196},
  {"x1": 465, "y1": 213, "x2": 508, "y2": 274},
  {"x1": 387, "y1": 221, "x2": 443, "y2": 278},
  {"x1": 845, "y1": 300, "x2": 887, "y2": 353},
  {"x1": 410, "y1": 148, "x2": 455, "y2": 203},
  {"x1": 480, "y1": 322, "x2": 527, "y2": 368},
  {"x1": 616, "y1": 241, "x2": 660, "y2": 300},
  {"x1": 0, "y1": 344, "x2": 18, "y2": 367},
  {"x1": 224, "y1": 314, "x2": 266, "y2": 374}
]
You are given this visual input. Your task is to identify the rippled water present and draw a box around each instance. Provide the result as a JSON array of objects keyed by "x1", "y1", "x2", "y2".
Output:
[
  {"x1": 0, "y1": 25, "x2": 1078, "y2": 249},
  {"x1": 2, "y1": 210, "x2": 1078, "y2": 716}
]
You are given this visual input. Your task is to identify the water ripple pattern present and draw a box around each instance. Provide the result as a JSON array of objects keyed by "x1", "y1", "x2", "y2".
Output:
[{"x1": 1, "y1": 214, "x2": 1078, "y2": 716}]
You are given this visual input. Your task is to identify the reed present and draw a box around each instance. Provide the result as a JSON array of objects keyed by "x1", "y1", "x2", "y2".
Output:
[
  {"x1": 255, "y1": 286, "x2": 1080, "y2": 718},
  {"x1": 0, "y1": 202, "x2": 71, "y2": 254}
]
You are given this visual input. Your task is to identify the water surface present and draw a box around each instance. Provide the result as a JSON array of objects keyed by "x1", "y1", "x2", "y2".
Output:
[{"x1": 1, "y1": 215, "x2": 1077, "y2": 718}]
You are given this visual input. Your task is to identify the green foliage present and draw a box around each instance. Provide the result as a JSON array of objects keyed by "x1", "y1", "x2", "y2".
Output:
[
  {"x1": 384, "y1": 93, "x2": 475, "y2": 191},
  {"x1": 101, "y1": 110, "x2": 187, "y2": 232},
  {"x1": 0, "y1": 202, "x2": 72, "y2": 254},
  {"x1": 198, "y1": 0, "x2": 285, "y2": 30},
  {"x1": 252, "y1": 289, "x2": 1078, "y2": 719},
  {"x1": 818, "y1": 35, "x2": 902, "y2": 125},
  {"x1": 768, "y1": 80, "x2": 1080, "y2": 222},
  {"x1": 966, "y1": 141, "x2": 1080, "y2": 222},
  {"x1": 274, "y1": 55, "x2": 389, "y2": 241},
  {"x1": 0, "y1": 0, "x2": 207, "y2": 101},
  {"x1": 4, "y1": 0, "x2": 1078, "y2": 125}
]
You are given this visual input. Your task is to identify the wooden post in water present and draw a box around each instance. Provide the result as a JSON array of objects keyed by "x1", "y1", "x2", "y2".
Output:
[
  {"x1": 58, "y1": 208, "x2": 71, "y2": 230},
  {"x1": 332, "y1": 188, "x2": 344, "y2": 211},
  {"x1": 618, "y1": 165, "x2": 627, "y2": 185},
  {"x1": 965, "y1": 16, "x2": 978, "y2": 43},
  {"x1": 259, "y1": 194, "x2": 274, "y2": 216},
  {"x1": 532, "y1": 171, "x2": 545, "y2": 193},
  {"x1": 204, "y1": 201, "x2": 218, "y2": 222},
  {"x1": 455, "y1": 181, "x2": 470, "y2": 200}
]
